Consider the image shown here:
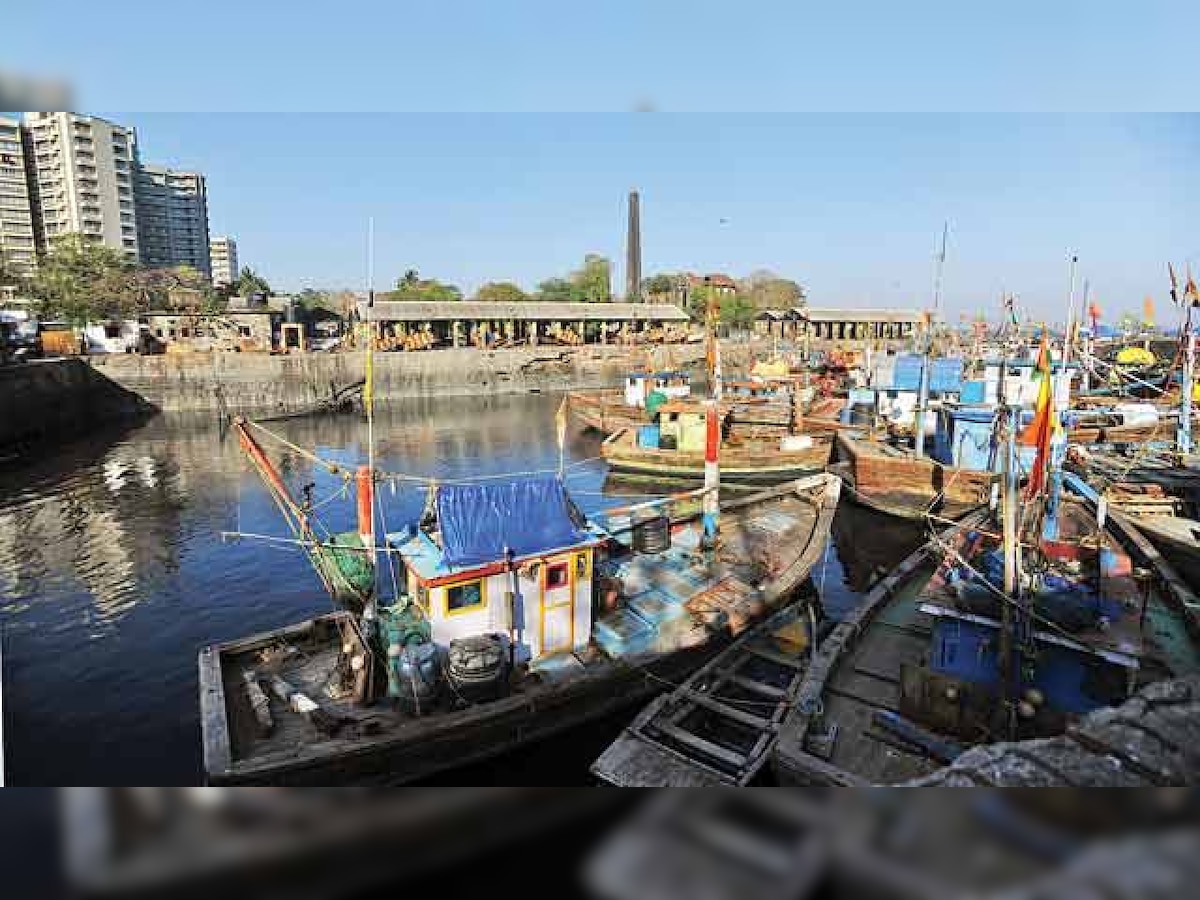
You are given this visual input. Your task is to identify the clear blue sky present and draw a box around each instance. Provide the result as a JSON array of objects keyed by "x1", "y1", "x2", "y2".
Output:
[{"x1": 106, "y1": 112, "x2": 1199, "y2": 324}]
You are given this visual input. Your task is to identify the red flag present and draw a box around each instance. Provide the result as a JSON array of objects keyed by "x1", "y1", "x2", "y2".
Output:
[{"x1": 1019, "y1": 332, "x2": 1055, "y2": 497}]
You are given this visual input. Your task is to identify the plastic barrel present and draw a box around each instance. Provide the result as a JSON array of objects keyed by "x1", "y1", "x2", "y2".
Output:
[{"x1": 657, "y1": 433, "x2": 678, "y2": 450}]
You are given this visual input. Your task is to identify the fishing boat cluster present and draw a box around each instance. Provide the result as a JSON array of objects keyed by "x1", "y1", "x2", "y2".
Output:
[{"x1": 199, "y1": 306, "x2": 1200, "y2": 786}]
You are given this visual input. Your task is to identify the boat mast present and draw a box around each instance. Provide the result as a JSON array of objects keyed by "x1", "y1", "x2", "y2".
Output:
[
  {"x1": 703, "y1": 281, "x2": 722, "y2": 546},
  {"x1": 998, "y1": 402, "x2": 1022, "y2": 739},
  {"x1": 363, "y1": 216, "x2": 379, "y2": 624},
  {"x1": 1062, "y1": 254, "x2": 1078, "y2": 367},
  {"x1": 1178, "y1": 266, "x2": 1195, "y2": 458},
  {"x1": 914, "y1": 222, "x2": 947, "y2": 459}
]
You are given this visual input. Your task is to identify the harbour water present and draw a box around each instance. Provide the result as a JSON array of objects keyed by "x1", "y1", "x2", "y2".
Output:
[{"x1": 0, "y1": 392, "x2": 924, "y2": 785}]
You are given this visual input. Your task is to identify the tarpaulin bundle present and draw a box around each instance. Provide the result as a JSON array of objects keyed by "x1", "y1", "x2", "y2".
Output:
[{"x1": 436, "y1": 476, "x2": 588, "y2": 568}]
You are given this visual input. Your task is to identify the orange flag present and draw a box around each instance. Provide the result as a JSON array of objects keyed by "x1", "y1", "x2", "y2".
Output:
[
  {"x1": 1143, "y1": 295, "x2": 1156, "y2": 326},
  {"x1": 1019, "y1": 332, "x2": 1055, "y2": 497}
]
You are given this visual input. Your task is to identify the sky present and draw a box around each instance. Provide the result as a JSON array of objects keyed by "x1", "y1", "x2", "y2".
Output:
[
  {"x1": 104, "y1": 112, "x2": 1200, "y2": 324},
  {"x1": 5, "y1": 1, "x2": 1198, "y2": 323}
]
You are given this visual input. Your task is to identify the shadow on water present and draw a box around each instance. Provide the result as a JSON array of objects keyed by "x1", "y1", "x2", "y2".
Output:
[{"x1": 0, "y1": 392, "x2": 926, "y2": 784}]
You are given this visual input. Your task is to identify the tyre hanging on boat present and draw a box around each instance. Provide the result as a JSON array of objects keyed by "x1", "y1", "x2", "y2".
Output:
[{"x1": 446, "y1": 634, "x2": 510, "y2": 703}]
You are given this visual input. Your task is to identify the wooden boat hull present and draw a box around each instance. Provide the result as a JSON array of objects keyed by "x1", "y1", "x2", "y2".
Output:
[
  {"x1": 602, "y1": 428, "x2": 834, "y2": 484},
  {"x1": 201, "y1": 475, "x2": 842, "y2": 785},
  {"x1": 566, "y1": 389, "x2": 647, "y2": 434},
  {"x1": 835, "y1": 431, "x2": 993, "y2": 522},
  {"x1": 1125, "y1": 515, "x2": 1200, "y2": 593},
  {"x1": 773, "y1": 485, "x2": 1200, "y2": 787}
]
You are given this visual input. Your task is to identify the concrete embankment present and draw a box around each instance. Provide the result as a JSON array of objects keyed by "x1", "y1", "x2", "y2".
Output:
[
  {"x1": 0, "y1": 359, "x2": 154, "y2": 461},
  {"x1": 90, "y1": 344, "x2": 727, "y2": 415}
]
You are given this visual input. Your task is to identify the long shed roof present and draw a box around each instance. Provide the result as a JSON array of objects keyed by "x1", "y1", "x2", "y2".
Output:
[
  {"x1": 756, "y1": 307, "x2": 926, "y2": 323},
  {"x1": 358, "y1": 300, "x2": 690, "y2": 323}
]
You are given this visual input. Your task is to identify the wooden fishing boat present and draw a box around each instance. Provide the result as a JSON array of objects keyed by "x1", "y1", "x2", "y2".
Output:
[
  {"x1": 567, "y1": 371, "x2": 694, "y2": 434},
  {"x1": 603, "y1": 425, "x2": 834, "y2": 484},
  {"x1": 199, "y1": 474, "x2": 841, "y2": 785},
  {"x1": 772, "y1": 477, "x2": 1200, "y2": 787},
  {"x1": 834, "y1": 431, "x2": 994, "y2": 521},
  {"x1": 567, "y1": 387, "x2": 648, "y2": 433},
  {"x1": 590, "y1": 600, "x2": 822, "y2": 786},
  {"x1": 1066, "y1": 447, "x2": 1200, "y2": 592}
]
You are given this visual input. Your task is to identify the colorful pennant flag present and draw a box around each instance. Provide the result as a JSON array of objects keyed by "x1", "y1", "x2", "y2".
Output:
[{"x1": 1019, "y1": 331, "x2": 1056, "y2": 498}]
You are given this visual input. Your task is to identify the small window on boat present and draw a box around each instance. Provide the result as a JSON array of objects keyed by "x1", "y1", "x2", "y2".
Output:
[
  {"x1": 446, "y1": 578, "x2": 486, "y2": 614},
  {"x1": 416, "y1": 582, "x2": 429, "y2": 612},
  {"x1": 546, "y1": 562, "x2": 569, "y2": 589},
  {"x1": 575, "y1": 552, "x2": 590, "y2": 580}
]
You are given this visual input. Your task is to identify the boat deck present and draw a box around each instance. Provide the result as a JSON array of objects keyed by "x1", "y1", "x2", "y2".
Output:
[
  {"x1": 204, "y1": 479, "x2": 839, "y2": 785},
  {"x1": 776, "y1": 497, "x2": 1200, "y2": 786}
]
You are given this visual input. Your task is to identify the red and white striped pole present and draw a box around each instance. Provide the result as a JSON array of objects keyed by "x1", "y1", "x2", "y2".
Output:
[
  {"x1": 702, "y1": 399, "x2": 720, "y2": 545},
  {"x1": 356, "y1": 464, "x2": 375, "y2": 550}
]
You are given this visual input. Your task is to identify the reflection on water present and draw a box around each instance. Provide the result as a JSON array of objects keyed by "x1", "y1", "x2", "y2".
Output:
[{"x1": 0, "y1": 392, "x2": 918, "y2": 784}]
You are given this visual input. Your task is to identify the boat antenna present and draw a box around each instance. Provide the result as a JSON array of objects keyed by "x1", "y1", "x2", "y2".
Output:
[
  {"x1": 914, "y1": 221, "x2": 948, "y2": 459},
  {"x1": 1062, "y1": 254, "x2": 1078, "y2": 366}
]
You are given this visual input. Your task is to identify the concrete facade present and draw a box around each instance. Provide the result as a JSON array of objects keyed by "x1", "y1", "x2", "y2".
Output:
[
  {"x1": 0, "y1": 116, "x2": 37, "y2": 280},
  {"x1": 90, "y1": 342, "x2": 713, "y2": 414},
  {"x1": 135, "y1": 164, "x2": 211, "y2": 275},
  {"x1": 209, "y1": 235, "x2": 238, "y2": 287},
  {"x1": 22, "y1": 112, "x2": 140, "y2": 260}
]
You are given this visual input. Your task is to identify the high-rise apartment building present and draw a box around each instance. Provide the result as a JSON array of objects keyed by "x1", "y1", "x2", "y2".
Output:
[
  {"x1": 209, "y1": 235, "x2": 239, "y2": 287},
  {"x1": 135, "y1": 164, "x2": 211, "y2": 276},
  {"x1": 0, "y1": 116, "x2": 37, "y2": 281},
  {"x1": 22, "y1": 112, "x2": 140, "y2": 260}
]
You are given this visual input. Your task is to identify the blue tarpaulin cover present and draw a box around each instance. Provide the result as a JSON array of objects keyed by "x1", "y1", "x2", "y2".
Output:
[{"x1": 436, "y1": 476, "x2": 588, "y2": 568}]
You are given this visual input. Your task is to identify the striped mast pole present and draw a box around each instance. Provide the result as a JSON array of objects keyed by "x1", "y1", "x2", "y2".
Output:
[
  {"x1": 360, "y1": 216, "x2": 378, "y2": 625},
  {"x1": 702, "y1": 278, "x2": 722, "y2": 547}
]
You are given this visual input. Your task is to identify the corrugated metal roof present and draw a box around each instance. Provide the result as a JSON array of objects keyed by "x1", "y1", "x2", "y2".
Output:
[{"x1": 358, "y1": 300, "x2": 690, "y2": 323}]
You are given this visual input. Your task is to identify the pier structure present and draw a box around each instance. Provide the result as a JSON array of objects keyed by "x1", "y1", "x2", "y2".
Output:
[
  {"x1": 755, "y1": 307, "x2": 924, "y2": 347},
  {"x1": 357, "y1": 300, "x2": 692, "y2": 348}
]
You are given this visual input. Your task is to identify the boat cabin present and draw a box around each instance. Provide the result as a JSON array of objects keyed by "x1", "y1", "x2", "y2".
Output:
[
  {"x1": 653, "y1": 401, "x2": 711, "y2": 452},
  {"x1": 624, "y1": 371, "x2": 691, "y2": 408},
  {"x1": 392, "y1": 477, "x2": 606, "y2": 665}
]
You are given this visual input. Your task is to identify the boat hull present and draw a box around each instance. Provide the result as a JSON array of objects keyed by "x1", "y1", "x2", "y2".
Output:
[
  {"x1": 835, "y1": 432, "x2": 993, "y2": 521},
  {"x1": 201, "y1": 476, "x2": 843, "y2": 785},
  {"x1": 602, "y1": 428, "x2": 834, "y2": 484}
]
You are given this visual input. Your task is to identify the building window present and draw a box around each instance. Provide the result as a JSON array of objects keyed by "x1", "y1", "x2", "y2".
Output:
[
  {"x1": 446, "y1": 578, "x2": 486, "y2": 615},
  {"x1": 546, "y1": 562, "x2": 569, "y2": 589},
  {"x1": 238, "y1": 325, "x2": 251, "y2": 337}
]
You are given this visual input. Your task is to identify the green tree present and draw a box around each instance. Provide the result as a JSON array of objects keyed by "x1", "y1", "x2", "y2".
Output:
[
  {"x1": 573, "y1": 253, "x2": 611, "y2": 302},
  {"x1": 739, "y1": 270, "x2": 805, "y2": 310},
  {"x1": 535, "y1": 277, "x2": 574, "y2": 302},
  {"x1": 720, "y1": 293, "x2": 758, "y2": 330},
  {"x1": 641, "y1": 273, "x2": 676, "y2": 300},
  {"x1": 236, "y1": 266, "x2": 272, "y2": 297},
  {"x1": 30, "y1": 234, "x2": 137, "y2": 324},
  {"x1": 390, "y1": 271, "x2": 462, "y2": 301},
  {"x1": 129, "y1": 264, "x2": 217, "y2": 314},
  {"x1": 475, "y1": 281, "x2": 529, "y2": 303}
]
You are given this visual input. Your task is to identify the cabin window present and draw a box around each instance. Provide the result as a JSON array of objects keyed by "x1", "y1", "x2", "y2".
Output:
[
  {"x1": 103, "y1": 324, "x2": 120, "y2": 338},
  {"x1": 575, "y1": 552, "x2": 590, "y2": 580},
  {"x1": 446, "y1": 578, "x2": 486, "y2": 615},
  {"x1": 546, "y1": 562, "x2": 569, "y2": 589}
]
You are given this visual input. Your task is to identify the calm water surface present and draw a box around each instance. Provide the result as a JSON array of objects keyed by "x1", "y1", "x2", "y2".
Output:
[{"x1": 0, "y1": 392, "x2": 924, "y2": 784}]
